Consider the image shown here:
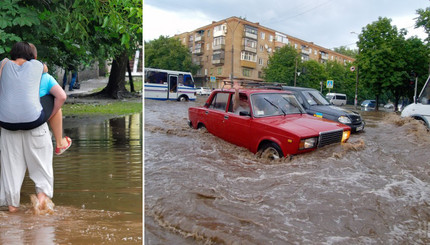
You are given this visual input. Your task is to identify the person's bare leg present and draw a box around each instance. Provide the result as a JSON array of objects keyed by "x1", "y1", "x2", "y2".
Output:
[{"x1": 48, "y1": 109, "x2": 68, "y2": 148}]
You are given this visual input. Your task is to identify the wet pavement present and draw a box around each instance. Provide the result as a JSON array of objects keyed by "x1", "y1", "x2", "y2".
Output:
[
  {"x1": 144, "y1": 97, "x2": 430, "y2": 244},
  {"x1": 0, "y1": 113, "x2": 142, "y2": 244}
]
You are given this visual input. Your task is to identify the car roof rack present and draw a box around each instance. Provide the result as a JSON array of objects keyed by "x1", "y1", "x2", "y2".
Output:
[{"x1": 221, "y1": 80, "x2": 284, "y2": 90}]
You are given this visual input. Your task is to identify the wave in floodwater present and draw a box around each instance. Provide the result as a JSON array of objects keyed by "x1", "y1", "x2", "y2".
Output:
[{"x1": 145, "y1": 99, "x2": 430, "y2": 244}]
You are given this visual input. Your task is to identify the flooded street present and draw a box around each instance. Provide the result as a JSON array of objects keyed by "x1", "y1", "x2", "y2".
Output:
[
  {"x1": 145, "y1": 97, "x2": 430, "y2": 244},
  {"x1": 1, "y1": 113, "x2": 142, "y2": 244}
]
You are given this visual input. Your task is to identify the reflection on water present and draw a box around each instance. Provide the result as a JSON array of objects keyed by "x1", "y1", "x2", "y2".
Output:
[
  {"x1": 1, "y1": 113, "x2": 142, "y2": 244},
  {"x1": 145, "y1": 98, "x2": 430, "y2": 244}
]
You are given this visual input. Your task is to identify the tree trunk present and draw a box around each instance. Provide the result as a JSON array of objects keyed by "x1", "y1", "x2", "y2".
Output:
[
  {"x1": 100, "y1": 51, "x2": 128, "y2": 99},
  {"x1": 127, "y1": 60, "x2": 135, "y2": 93}
]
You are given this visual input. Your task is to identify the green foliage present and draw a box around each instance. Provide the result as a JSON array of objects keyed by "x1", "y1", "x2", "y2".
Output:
[
  {"x1": 357, "y1": 17, "x2": 429, "y2": 108},
  {"x1": 333, "y1": 46, "x2": 358, "y2": 58},
  {"x1": 0, "y1": 0, "x2": 40, "y2": 56},
  {"x1": 144, "y1": 36, "x2": 199, "y2": 73},
  {"x1": 298, "y1": 60, "x2": 327, "y2": 89},
  {"x1": 416, "y1": 7, "x2": 430, "y2": 43},
  {"x1": 263, "y1": 45, "x2": 299, "y2": 84}
]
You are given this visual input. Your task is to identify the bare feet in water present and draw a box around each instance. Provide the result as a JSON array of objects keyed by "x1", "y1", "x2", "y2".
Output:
[
  {"x1": 8, "y1": 206, "x2": 19, "y2": 213},
  {"x1": 30, "y1": 194, "x2": 55, "y2": 215}
]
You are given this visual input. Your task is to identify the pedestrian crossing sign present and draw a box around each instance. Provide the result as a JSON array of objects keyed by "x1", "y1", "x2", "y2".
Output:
[{"x1": 326, "y1": 80, "x2": 333, "y2": 89}]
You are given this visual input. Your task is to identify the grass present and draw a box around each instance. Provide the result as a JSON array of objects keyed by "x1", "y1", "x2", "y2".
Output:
[
  {"x1": 62, "y1": 76, "x2": 143, "y2": 116},
  {"x1": 62, "y1": 101, "x2": 142, "y2": 116}
]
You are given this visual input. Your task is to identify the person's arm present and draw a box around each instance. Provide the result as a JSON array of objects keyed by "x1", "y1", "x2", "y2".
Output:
[
  {"x1": 48, "y1": 84, "x2": 67, "y2": 119},
  {"x1": 43, "y1": 63, "x2": 48, "y2": 73},
  {"x1": 233, "y1": 81, "x2": 240, "y2": 111}
]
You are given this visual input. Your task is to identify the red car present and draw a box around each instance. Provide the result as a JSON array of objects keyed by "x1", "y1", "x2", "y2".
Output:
[{"x1": 188, "y1": 89, "x2": 351, "y2": 159}]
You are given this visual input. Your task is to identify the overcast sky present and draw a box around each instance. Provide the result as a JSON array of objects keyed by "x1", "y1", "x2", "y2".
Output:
[{"x1": 144, "y1": 0, "x2": 428, "y2": 50}]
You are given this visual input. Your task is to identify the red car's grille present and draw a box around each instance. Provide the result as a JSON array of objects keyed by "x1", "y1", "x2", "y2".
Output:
[{"x1": 318, "y1": 129, "x2": 343, "y2": 148}]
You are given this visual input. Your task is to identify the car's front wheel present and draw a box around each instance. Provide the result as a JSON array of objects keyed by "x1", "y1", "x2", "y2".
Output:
[{"x1": 258, "y1": 142, "x2": 284, "y2": 160}]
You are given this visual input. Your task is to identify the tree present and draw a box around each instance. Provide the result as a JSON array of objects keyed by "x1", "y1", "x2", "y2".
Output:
[
  {"x1": 263, "y1": 45, "x2": 300, "y2": 84},
  {"x1": 299, "y1": 60, "x2": 326, "y2": 89},
  {"x1": 356, "y1": 17, "x2": 406, "y2": 110},
  {"x1": 333, "y1": 46, "x2": 358, "y2": 58},
  {"x1": 0, "y1": 0, "x2": 40, "y2": 56},
  {"x1": 416, "y1": 7, "x2": 430, "y2": 43},
  {"x1": 144, "y1": 36, "x2": 198, "y2": 73}
]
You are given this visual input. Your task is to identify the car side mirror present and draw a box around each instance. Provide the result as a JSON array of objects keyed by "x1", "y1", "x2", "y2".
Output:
[{"x1": 239, "y1": 111, "x2": 251, "y2": 117}]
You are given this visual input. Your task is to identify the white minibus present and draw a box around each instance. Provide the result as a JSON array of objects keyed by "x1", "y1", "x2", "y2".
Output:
[
  {"x1": 144, "y1": 68, "x2": 196, "y2": 101},
  {"x1": 401, "y1": 75, "x2": 430, "y2": 128},
  {"x1": 326, "y1": 93, "x2": 347, "y2": 106}
]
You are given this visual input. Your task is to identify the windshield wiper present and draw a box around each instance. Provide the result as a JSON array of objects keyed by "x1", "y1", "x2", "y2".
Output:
[
  {"x1": 264, "y1": 98, "x2": 286, "y2": 116},
  {"x1": 282, "y1": 97, "x2": 303, "y2": 115}
]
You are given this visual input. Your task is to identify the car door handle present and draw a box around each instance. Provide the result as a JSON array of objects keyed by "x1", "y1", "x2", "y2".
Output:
[
  {"x1": 205, "y1": 111, "x2": 209, "y2": 115},
  {"x1": 224, "y1": 115, "x2": 229, "y2": 120}
]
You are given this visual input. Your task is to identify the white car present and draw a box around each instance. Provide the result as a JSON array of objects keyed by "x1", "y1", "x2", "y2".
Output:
[{"x1": 196, "y1": 87, "x2": 211, "y2": 96}]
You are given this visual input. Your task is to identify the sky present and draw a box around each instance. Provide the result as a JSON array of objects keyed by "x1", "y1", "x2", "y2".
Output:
[{"x1": 144, "y1": 0, "x2": 429, "y2": 50}]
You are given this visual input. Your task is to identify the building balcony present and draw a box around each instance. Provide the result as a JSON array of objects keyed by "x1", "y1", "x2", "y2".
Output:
[
  {"x1": 193, "y1": 49, "x2": 203, "y2": 55},
  {"x1": 240, "y1": 60, "x2": 257, "y2": 68},
  {"x1": 301, "y1": 48, "x2": 311, "y2": 55},
  {"x1": 212, "y1": 58, "x2": 225, "y2": 65},
  {"x1": 242, "y1": 45, "x2": 257, "y2": 53},
  {"x1": 195, "y1": 35, "x2": 205, "y2": 42},
  {"x1": 243, "y1": 31, "x2": 257, "y2": 40},
  {"x1": 213, "y1": 44, "x2": 225, "y2": 50},
  {"x1": 321, "y1": 53, "x2": 329, "y2": 60}
]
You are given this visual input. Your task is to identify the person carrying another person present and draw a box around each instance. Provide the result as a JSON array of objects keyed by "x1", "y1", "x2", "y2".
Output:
[
  {"x1": 0, "y1": 42, "x2": 61, "y2": 213},
  {"x1": 232, "y1": 81, "x2": 250, "y2": 114},
  {"x1": 29, "y1": 43, "x2": 72, "y2": 155}
]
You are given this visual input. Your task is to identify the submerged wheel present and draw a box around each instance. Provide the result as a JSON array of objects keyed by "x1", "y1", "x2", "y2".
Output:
[{"x1": 258, "y1": 142, "x2": 284, "y2": 160}]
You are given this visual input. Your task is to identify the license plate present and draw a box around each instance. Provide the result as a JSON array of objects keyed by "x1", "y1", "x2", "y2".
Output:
[{"x1": 356, "y1": 125, "x2": 363, "y2": 131}]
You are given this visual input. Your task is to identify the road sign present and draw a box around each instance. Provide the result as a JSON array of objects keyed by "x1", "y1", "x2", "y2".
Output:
[
  {"x1": 210, "y1": 76, "x2": 216, "y2": 82},
  {"x1": 326, "y1": 80, "x2": 334, "y2": 89}
]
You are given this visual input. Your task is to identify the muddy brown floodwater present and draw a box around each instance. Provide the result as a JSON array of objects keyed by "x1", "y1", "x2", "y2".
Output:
[
  {"x1": 0, "y1": 113, "x2": 142, "y2": 244},
  {"x1": 144, "y1": 97, "x2": 430, "y2": 244}
]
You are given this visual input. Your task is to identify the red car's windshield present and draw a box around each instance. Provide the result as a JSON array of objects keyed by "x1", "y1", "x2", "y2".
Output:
[{"x1": 251, "y1": 93, "x2": 304, "y2": 117}]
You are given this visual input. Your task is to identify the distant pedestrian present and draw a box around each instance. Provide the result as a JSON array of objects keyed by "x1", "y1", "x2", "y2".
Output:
[{"x1": 62, "y1": 65, "x2": 78, "y2": 91}]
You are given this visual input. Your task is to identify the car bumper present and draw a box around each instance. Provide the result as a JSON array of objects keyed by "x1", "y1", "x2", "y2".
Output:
[{"x1": 349, "y1": 121, "x2": 365, "y2": 133}]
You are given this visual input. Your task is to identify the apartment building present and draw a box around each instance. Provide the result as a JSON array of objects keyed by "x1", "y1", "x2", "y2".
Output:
[{"x1": 175, "y1": 16, "x2": 355, "y2": 88}]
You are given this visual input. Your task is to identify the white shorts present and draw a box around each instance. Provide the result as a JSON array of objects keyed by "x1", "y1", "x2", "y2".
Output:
[{"x1": 0, "y1": 123, "x2": 53, "y2": 207}]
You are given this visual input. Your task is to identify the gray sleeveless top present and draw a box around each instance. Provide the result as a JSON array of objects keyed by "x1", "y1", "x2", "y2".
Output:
[{"x1": 0, "y1": 58, "x2": 43, "y2": 123}]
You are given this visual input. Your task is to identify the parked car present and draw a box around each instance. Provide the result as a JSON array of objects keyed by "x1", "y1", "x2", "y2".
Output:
[
  {"x1": 361, "y1": 100, "x2": 376, "y2": 111},
  {"x1": 196, "y1": 87, "x2": 211, "y2": 96},
  {"x1": 188, "y1": 88, "x2": 351, "y2": 159},
  {"x1": 282, "y1": 86, "x2": 365, "y2": 133},
  {"x1": 326, "y1": 93, "x2": 347, "y2": 106}
]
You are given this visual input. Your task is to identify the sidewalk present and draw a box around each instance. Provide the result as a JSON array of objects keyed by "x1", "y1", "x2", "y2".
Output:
[{"x1": 65, "y1": 77, "x2": 108, "y2": 97}]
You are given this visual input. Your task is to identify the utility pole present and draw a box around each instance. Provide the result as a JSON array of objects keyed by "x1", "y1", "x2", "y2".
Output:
[
  {"x1": 351, "y1": 31, "x2": 360, "y2": 109},
  {"x1": 226, "y1": 19, "x2": 240, "y2": 82}
]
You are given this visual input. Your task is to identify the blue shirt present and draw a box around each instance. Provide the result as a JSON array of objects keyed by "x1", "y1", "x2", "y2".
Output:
[{"x1": 40, "y1": 73, "x2": 59, "y2": 97}]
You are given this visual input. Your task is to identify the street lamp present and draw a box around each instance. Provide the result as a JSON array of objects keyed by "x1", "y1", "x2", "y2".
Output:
[{"x1": 351, "y1": 31, "x2": 360, "y2": 109}]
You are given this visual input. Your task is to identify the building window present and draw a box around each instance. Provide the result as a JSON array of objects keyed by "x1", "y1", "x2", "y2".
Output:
[
  {"x1": 217, "y1": 67, "x2": 222, "y2": 75},
  {"x1": 243, "y1": 38, "x2": 257, "y2": 49},
  {"x1": 213, "y1": 36, "x2": 225, "y2": 46},
  {"x1": 207, "y1": 43, "x2": 210, "y2": 50},
  {"x1": 207, "y1": 30, "x2": 211, "y2": 37},
  {"x1": 243, "y1": 68, "x2": 252, "y2": 77},
  {"x1": 260, "y1": 45, "x2": 264, "y2": 52},
  {"x1": 261, "y1": 32, "x2": 265, "y2": 40},
  {"x1": 269, "y1": 35, "x2": 273, "y2": 42},
  {"x1": 258, "y1": 58, "x2": 263, "y2": 65},
  {"x1": 240, "y1": 51, "x2": 257, "y2": 62}
]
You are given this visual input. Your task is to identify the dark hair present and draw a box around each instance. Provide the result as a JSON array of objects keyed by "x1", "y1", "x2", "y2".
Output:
[{"x1": 10, "y1": 42, "x2": 35, "y2": 60}]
